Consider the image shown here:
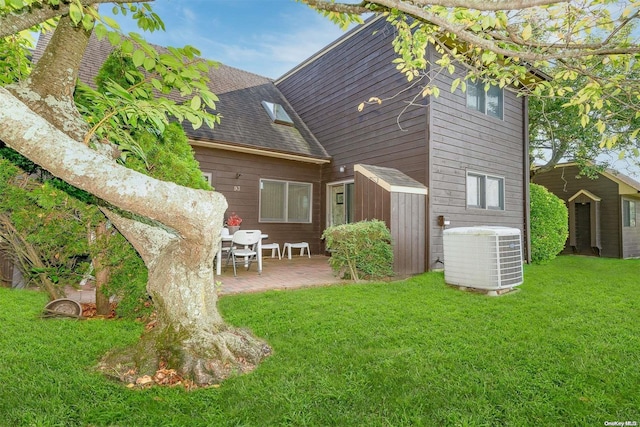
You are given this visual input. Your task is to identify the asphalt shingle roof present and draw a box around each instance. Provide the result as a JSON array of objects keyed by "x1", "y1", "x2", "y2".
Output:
[{"x1": 33, "y1": 33, "x2": 329, "y2": 161}]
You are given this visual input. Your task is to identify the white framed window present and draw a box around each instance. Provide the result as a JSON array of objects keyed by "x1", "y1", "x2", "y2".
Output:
[
  {"x1": 202, "y1": 172, "x2": 212, "y2": 185},
  {"x1": 623, "y1": 199, "x2": 636, "y2": 227},
  {"x1": 467, "y1": 80, "x2": 503, "y2": 120},
  {"x1": 259, "y1": 179, "x2": 312, "y2": 223},
  {"x1": 261, "y1": 101, "x2": 294, "y2": 126},
  {"x1": 467, "y1": 172, "x2": 505, "y2": 210}
]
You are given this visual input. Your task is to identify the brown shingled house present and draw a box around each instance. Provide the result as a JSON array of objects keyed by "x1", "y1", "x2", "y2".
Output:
[
  {"x1": 19, "y1": 16, "x2": 535, "y2": 277},
  {"x1": 276, "y1": 17, "x2": 533, "y2": 272},
  {"x1": 532, "y1": 163, "x2": 640, "y2": 258}
]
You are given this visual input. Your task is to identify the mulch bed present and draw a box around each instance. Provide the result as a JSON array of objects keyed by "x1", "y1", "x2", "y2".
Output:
[{"x1": 81, "y1": 302, "x2": 118, "y2": 319}]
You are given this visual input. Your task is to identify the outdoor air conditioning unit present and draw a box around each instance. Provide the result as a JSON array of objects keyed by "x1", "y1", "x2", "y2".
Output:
[{"x1": 443, "y1": 226, "x2": 523, "y2": 293}]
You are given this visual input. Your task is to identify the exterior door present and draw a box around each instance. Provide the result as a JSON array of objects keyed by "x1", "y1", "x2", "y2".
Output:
[
  {"x1": 327, "y1": 182, "x2": 354, "y2": 227},
  {"x1": 575, "y1": 203, "x2": 592, "y2": 255}
]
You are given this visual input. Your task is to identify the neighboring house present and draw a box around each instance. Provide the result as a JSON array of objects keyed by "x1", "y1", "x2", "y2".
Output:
[
  {"x1": 20, "y1": 16, "x2": 535, "y2": 276},
  {"x1": 532, "y1": 163, "x2": 640, "y2": 258}
]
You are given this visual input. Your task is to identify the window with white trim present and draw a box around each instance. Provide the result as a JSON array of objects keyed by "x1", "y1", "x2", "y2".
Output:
[
  {"x1": 202, "y1": 172, "x2": 212, "y2": 186},
  {"x1": 467, "y1": 80, "x2": 503, "y2": 119},
  {"x1": 261, "y1": 101, "x2": 294, "y2": 126},
  {"x1": 623, "y1": 199, "x2": 636, "y2": 227},
  {"x1": 260, "y1": 179, "x2": 312, "y2": 223},
  {"x1": 467, "y1": 172, "x2": 504, "y2": 210}
]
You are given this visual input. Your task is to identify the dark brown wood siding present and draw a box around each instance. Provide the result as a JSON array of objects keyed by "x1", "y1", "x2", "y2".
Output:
[
  {"x1": 354, "y1": 172, "x2": 426, "y2": 275},
  {"x1": 355, "y1": 173, "x2": 391, "y2": 223},
  {"x1": 277, "y1": 18, "x2": 429, "y2": 236},
  {"x1": 390, "y1": 191, "x2": 427, "y2": 275},
  {"x1": 427, "y1": 49, "x2": 528, "y2": 269},
  {"x1": 532, "y1": 166, "x2": 622, "y2": 258},
  {"x1": 621, "y1": 197, "x2": 640, "y2": 258},
  {"x1": 278, "y1": 18, "x2": 528, "y2": 271},
  {"x1": 193, "y1": 146, "x2": 324, "y2": 254}
]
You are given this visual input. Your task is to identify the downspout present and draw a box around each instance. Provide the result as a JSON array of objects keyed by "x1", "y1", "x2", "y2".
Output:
[
  {"x1": 425, "y1": 102, "x2": 431, "y2": 271},
  {"x1": 523, "y1": 95, "x2": 532, "y2": 263},
  {"x1": 425, "y1": 48, "x2": 433, "y2": 272}
]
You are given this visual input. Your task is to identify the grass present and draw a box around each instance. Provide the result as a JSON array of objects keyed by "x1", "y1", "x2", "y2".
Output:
[{"x1": 1, "y1": 255, "x2": 639, "y2": 426}]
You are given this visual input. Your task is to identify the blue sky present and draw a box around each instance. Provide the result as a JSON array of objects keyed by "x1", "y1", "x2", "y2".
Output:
[{"x1": 106, "y1": 0, "x2": 353, "y2": 79}]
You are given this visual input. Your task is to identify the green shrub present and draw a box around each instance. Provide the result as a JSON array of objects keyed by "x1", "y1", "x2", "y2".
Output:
[
  {"x1": 530, "y1": 183, "x2": 568, "y2": 263},
  {"x1": 322, "y1": 220, "x2": 394, "y2": 281},
  {"x1": 0, "y1": 157, "x2": 100, "y2": 298}
]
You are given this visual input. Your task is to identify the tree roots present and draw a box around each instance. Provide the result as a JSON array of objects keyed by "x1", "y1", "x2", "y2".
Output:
[{"x1": 98, "y1": 323, "x2": 272, "y2": 388}]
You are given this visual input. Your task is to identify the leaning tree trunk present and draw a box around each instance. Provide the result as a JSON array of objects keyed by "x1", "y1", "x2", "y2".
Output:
[
  {"x1": 0, "y1": 16, "x2": 270, "y2": 385},
  {"x1": 98, "y1": 210, "x2": 272, "y2": 384},
  {"x1": 0, "y1": 88, "x2": 271, "y2": 385}
]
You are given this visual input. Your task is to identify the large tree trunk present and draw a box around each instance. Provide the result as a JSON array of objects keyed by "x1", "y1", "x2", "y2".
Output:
[
  {"x1": 0, "y1": 86, "x2": 271, "y2": 386},
  {"x1": 0, "y1": 16, "x2": 270, "y2": 385},
  {"x1": 98, "y1": 211, "x2": 271, "y2": 384}
]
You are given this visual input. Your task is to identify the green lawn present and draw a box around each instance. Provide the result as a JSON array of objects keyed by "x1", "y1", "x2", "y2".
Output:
[{"x1": 1, "y1": 256, "x2": 639, "y2": 426}]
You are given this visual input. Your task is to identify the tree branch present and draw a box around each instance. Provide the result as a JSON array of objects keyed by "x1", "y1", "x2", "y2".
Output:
[
  {"x1": 308, "y1": 0, "x2": 640, "y2": 62},
  {"x1": 0, "y1": 0, "x2": 153, "y2": 37},
  {"x1": 302, "y1": 0, "x2": 370, "y2": 14},
  {"x1": 0, "y1": 87, "x2": 226, "y2": 243},
  {"x1": 100, "y1": 207, "x2": 177, "y2": 269},
  {"x1": 306, "y1": 0, "x2": 567, "y2": 13}
]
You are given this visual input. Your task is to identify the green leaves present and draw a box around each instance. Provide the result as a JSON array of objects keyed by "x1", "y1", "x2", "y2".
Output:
[
  {"x1": 521, "y1": 24, "x2": 533, "y2": 41},
  {"x1": 322, "y1": 220, "x2": 393, "y2": 281},
  {"x1": 132, "y1": 49, "x2": 146, "y2": 67},
  {"x1": 530, "y1": 183, "x2": 568, "y2": 264},
  {"x1": 305, "y1": 0, "x2": 640, "y2": 164},
  {"x1": 0, "y1": 31, "x2": 34, "y2": 85},
  {"x1": 76, "y1": 31, "x2": 221, "y2": 160}
]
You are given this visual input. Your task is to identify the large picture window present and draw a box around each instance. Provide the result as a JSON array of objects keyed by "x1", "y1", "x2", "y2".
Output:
[
  {"x1": 260, "y1": 179, "x2": 312, "y2": 223},
  {"x1": 467, "y1": 80, "x2": 504, "y2": 119},
  {"x1": 467, "y1": 172, "x2": 504, "y2": 210},
  {"x1": 623, "y1": 199, "x2": 636, "y2": 227}
]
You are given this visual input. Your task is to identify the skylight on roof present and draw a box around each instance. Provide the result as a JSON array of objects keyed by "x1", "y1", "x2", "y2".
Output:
[{"x1": 262, "y1": 101, "x2": 294, "y2": 126}]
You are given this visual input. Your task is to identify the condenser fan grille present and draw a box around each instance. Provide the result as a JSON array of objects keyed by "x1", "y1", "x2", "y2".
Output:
[{"x1": 443, "y1": 227, "x2": 524, "y2": 290}]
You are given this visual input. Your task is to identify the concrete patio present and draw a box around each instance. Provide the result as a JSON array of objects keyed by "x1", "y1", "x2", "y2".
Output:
[{"x1": 67, "y1": 255, "x2": 346, "y2": 304}]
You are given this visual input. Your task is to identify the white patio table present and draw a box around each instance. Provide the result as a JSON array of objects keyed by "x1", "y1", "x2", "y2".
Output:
[{"x1": 215, "y1": 232, "x2": 267, "y2": 276}]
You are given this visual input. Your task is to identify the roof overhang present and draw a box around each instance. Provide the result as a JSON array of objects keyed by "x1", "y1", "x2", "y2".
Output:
[
  {"x1": 190, "y1": 138, "x2": 331, "y2": 165},
  {"x1": 568, "y1": 189, "x2": 601, "y2": 202},
  {"x1": 549, "y1": 162, "x2": 640, "y2": 195},
  {"x1": 355, "y1": 164, "x2": 428, "y2": 195}
]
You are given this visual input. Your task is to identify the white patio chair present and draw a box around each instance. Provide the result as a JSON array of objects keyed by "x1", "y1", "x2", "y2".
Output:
[
  {"x1": 226, "y1": 229, "x2": 261, "y2": 276},
  {"x1": 215, "y1": 228, "x2": 232, "y2": 271}
]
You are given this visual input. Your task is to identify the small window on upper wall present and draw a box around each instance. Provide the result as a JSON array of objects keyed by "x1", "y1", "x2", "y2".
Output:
[
  {"x1": 623, "y1": 199, "x2": 636, "y2": 227},
  {"x1": 202, "y1": 172, "x2": 212, "y2": 186},
  {"x1": 466, "y1": 80, "x2": 504, "y2": 120},
  {"x1": 262, "y1": 101, "x2": 294, "y2": 126},
  {"x1": 466, "y1": 172, "x2": 505, "y2": 210}
]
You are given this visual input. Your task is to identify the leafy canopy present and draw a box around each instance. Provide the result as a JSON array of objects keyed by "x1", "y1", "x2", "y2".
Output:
[{"x1": 1, "y1": 0, "x2": 220, "y2": 155}]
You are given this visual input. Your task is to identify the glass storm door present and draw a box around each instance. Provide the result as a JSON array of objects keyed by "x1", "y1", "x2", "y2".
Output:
[{"x1": 328, "y1": 182, "x2": 354, "y2": 226}]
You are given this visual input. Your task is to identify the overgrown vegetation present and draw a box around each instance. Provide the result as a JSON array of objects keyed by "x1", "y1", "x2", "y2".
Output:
[
  {"x1": 1, "y1": 256, "x2": 638, "y2": 426},
  {"x1": 0, "y1": 47, "x2": 210, "y2": 318},
  {"x1": 322, "y1": 219, "x2": 393, "y2": 280},
  {"x1": 0, "y1": 156, "x2": 100, "y2": 298},
  {"x1": 530, "y1": 183, "x2": 569, "y2": 264}
]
